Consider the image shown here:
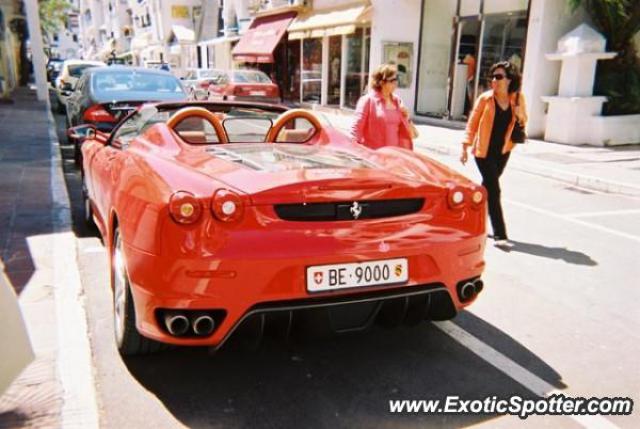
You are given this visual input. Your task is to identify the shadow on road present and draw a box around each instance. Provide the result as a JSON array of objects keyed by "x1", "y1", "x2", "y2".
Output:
[
  {"x1": 125, "y1": 314, "x2": 565, "y2": 429},
  {"x1": 498, "y1": 240, "x2": 597, "y2": 266}
]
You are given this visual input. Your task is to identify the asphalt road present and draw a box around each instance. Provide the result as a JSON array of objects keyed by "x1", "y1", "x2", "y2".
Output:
[{"x1": 54, "y1": 108, "x2": 640, "y2": 429}]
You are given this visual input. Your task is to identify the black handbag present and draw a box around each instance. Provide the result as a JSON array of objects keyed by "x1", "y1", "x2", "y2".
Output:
[{"x1": 511, "y1": 92, "x2": 526, "y2": 144}]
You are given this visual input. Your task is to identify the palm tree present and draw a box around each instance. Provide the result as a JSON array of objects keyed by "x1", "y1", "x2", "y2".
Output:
[{"x1": 569, "y1": 0, "x2": 640, "y2": 115}]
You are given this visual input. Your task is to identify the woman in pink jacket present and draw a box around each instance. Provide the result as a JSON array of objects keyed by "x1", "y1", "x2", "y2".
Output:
[{"x1": 350, "y1": 64, "x2": 418, "y2": 150}]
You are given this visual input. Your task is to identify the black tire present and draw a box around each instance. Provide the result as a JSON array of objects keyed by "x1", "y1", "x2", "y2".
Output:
[
  {"x1": 74, "y1": 142, "x2": 82, "y2": 168},
  {"x1": 112, "y1": 228, "x2": 163, "y2": 356},
  {"x1": 81, "y1": 174, "x2": 96, "y2": 229},
  {"x1": 56, "y1": 98, "x2": 66, "y2": 114}
]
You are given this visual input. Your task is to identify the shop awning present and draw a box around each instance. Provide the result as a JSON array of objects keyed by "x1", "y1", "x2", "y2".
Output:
[
  {"x1": 288, "y1": 3, "x2": 371, "y2": 40},
  {"x1": 231, "y1": 11, "x2": 297, "y2": 63}
]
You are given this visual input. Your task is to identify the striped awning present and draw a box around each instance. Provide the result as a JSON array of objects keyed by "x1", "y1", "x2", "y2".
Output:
[{"x1": 288, "y1": 3, "x2": 371, "y2": 40}]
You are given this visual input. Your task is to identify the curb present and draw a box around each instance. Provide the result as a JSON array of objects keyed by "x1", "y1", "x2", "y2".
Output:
[
  {"x1": 46, "y1": 105, "x2": 100, "y2": 428},
  {"x1": 413, "y1": 140, "x2": 640, "y2": 198}
]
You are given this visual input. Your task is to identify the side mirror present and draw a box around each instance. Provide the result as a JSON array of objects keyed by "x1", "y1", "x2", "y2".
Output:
[{"x1": 67, "y1": 124, "x2": 97, "y2": 141}]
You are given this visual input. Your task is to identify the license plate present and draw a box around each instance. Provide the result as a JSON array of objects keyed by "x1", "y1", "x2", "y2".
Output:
[
  {"x1": 250, "y1": 91, "x2": 266, "y2": 96},
  {"x1": 306, "y1": 258, "x2": 408, "y2": 292}
]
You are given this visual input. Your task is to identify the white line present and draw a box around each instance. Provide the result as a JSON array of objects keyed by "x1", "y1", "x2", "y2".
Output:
[
  {"x1": 48, "y1": 109, "x2": 100, "y2": 428},
  {"x1": 434, "y1": 321, "x2": 620, "y2": 429},
  {"x1": 505, "y1": 199, "x2": 640, "y2": 244},
  {"x1": 567, "y1": 208, "x2": 640, "y2": 218}
]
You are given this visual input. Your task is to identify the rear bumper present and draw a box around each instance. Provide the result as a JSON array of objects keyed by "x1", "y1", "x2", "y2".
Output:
[
  {"x1": 226, "y1": 95, "x2": 280, "y2": 104},
  {"x1": 125, "y1": 229, "x2": 486, "y2": 347}
]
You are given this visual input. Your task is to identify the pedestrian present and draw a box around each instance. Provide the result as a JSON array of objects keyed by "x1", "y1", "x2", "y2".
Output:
[
  {"x1": 351, "y1": 64, "x2": 418, "y2": 150},
  {"x1": 460, "y1": 60, "x2": 527, "y2": 247}
]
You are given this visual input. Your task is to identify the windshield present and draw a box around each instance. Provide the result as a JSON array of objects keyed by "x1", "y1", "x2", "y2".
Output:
[
  {"x1": 232, "y1": 70, "x2": 272, "y2": 84},
  {"x1": 199, "y1": 70, "x2": 221, "y2": 78},
  {"x1": 68, "y1": 64, "x2": 100, "y2": 78},
  {"x1": 93, "y1": 71, "x2": 184, "y2": 95}
]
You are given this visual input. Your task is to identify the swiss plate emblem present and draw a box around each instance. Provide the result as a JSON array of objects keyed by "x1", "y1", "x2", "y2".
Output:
[
  {"x1": 394, "y1": 264, "x2": 403, "y2": 277},
  {"x1": 314, "y1": 272, "x2": 323, "y2": 285}
]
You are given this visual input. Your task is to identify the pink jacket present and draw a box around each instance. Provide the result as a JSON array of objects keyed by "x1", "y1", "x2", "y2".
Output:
[{"x1": 350, "y1": 90, "x2": 414, "y2": 150}]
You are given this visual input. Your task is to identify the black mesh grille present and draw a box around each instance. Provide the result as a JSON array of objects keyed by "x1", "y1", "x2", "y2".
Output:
[{"x1": 274, "y1": 198, "x2": 425, "y2": 221}]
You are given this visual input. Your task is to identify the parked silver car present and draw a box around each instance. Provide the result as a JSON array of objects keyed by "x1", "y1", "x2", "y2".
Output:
[{"x1": 181, "y1": 68, "x2": 226, "y2": 100}]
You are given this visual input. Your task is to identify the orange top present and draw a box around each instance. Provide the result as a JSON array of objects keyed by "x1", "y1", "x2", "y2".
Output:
[{"x1": 463, "y1": 90, "x2": 528, "y2": 159}]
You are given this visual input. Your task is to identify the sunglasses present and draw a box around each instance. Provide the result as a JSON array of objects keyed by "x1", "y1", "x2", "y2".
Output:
[
  {"x1": 385, "y1": 77, "x2": 398, "y2": 83},
  {"x1": 491, "y1": 74, "x2": 507, "y2": 81}
]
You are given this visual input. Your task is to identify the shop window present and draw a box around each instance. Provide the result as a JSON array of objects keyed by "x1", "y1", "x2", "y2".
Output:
[
  {"x1": 345, "y1": 28, "x2": 370, "y2": 109},
  {"x1": 476, "y1": 12, "x2": 527, "y2": 95},
  {"x1": 484, "y1": 0, "x2": 528, "y2": 14},
  {"x1": 285, "y1": 40, "x2": 301, "y2": 102},
  {"x1": 302, "y1": 38, "x2": 322, "y2": 104},
  {"x1": 327, "y1": 35, "x2": 341, "y2": 106}
]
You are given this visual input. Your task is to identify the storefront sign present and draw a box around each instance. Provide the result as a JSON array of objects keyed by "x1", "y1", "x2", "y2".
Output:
[
  {"x1": 382, "y1": 42, "x2": 413, "y2": 89},
  {"x1": 171, "y1": 6, "x2": 190, "y2": 19}
]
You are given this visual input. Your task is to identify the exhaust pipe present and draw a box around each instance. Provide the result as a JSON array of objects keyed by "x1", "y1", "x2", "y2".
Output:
[
  {"x1": 192, "y1": 314, "x2": 215, "y2": 336},
  {"x1": 473, "y1": 279, "x2": 484, "y2": 294},
  {"x1": 460, "y1": 282, "x2": 476, "y2": 301},
  {"x1": 164, "y1": 312, "x2": 189, "y2": 336}
]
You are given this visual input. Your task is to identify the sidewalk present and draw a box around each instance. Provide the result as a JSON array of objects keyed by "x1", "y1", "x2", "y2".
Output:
[
  {"x1": 315, "y1": 106, "x2": 640, "y2": 197},
  {"x1": 0, "y1": 88, "x2": 98, "y2": 428}
]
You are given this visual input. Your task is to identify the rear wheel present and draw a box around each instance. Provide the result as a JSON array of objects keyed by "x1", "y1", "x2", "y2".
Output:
[
  {"x1": 112, "y1": 228, "x2": 162, "y2": 355},
  {"x1": 56, "y1": 97, "x2": 65, "y2": 114},
  {"x1": 81, "y1": 174, "x2": 95, "y2": 228}
]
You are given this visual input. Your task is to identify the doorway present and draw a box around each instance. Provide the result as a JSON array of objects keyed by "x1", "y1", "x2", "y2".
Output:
[{"x1": 449, "y1": 17, "x2": 480, "y2": 120}]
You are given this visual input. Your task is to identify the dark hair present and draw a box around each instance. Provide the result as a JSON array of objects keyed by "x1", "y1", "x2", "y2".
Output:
[
  {"x1": 489, "y1": 61, "x2": 522, "y2": 93},
  {"x1": 369, "y1": 64, "x2": 397, "y2": 90}
]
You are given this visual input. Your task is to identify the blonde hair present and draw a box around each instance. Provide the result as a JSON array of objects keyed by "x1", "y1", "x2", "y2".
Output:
[{"x1": 369, "y1": 64, "x2": 397, "y2": 91}]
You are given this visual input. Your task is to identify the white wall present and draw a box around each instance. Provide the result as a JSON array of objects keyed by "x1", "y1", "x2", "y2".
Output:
[
  {"x1": 522, "y1": 0, "x2": 587, "y2": 138},
  {"x1": 370, "y1": 0, "x2": 421, "y2": 115}
]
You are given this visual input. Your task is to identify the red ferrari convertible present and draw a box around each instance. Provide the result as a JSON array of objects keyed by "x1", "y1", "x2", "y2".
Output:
[{"x1": 71, "y1": 101, "x2": 487, "y2": 355}]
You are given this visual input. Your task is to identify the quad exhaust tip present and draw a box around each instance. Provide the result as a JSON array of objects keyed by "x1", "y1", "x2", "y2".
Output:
[
  {"x1": 164, "y1": 312, "x2": 190, "y2": 336},
  {"x1": 163, "y1": 311, "x2": 216, "y2": 337},
  {"x1": 460, "y1": 282, "x2": 476, "y2": 300},
  {"x1": 192, "y1": 314, "x2": 215, "y2": 336},
  {"x1": 457, "y1": 278, "x2": 484, "y2": 302}
]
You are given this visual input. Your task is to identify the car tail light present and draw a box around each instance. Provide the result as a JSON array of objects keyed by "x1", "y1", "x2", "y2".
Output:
[
  {"x1": 471, "y1": 187, "x2": 485, "y2": 207},
  {"x1": 447, "y1": 187, "x2": 466, "y2": 209},
  {"x1": 84, "y1": 104, "x2": 117, "y2": 123},
  {"x1": 169, "y1": 191, "x2": 202, "y2": 224},
  {"x1": 270, "y1": 85, "x2": 280, "y2": 98},
  {"x1": 211, "y1": 189, "x2": 244, "y2": 223}
]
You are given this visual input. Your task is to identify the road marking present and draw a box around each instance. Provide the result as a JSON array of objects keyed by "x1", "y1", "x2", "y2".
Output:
[
  {"x1": 48, "y1": 109, "x2": 100, "y2": 428},
  {"x1": 566, "y1": 208, "x2": 640, "y2": 218},
  {"x1": 505, "y1": 199, "x2": 640, "y2": 244},
  {"x1": 435, "y1": 321, "x2": 620, "y2": 429}
]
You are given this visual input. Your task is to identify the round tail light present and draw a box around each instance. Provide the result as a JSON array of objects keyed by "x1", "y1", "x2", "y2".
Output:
[
  {"x1": 211, "y1": 189, "x2": 244, "y2": 222},
  {"x1": 447, "y1": 187, "x2": 466, "y2": 209},
  {"x1": 169, "y1": 191, "x2": 202, "y2": 224}
]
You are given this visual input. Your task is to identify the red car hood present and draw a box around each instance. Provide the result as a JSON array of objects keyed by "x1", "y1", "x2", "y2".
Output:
[{"x1": 175, "y1": 143, "x2": 457, "y2": 204}]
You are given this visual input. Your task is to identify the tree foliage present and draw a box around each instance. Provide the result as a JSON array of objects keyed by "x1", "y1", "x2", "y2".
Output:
[
  {"x1": 39, "y1": 0, "x2": 73, "y2": 40},
  {"x1": 569, "y1": 0, "x2": 640, "y2": 115}
]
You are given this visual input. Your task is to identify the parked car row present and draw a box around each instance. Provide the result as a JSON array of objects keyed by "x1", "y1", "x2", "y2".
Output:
[{"x1": 182, "y1": 68, "x2": 281, "y2": 104}]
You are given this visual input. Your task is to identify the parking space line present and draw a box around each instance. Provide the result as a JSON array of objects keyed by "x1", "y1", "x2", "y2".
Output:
[
  {"x1": 566, "y1": 209, "x2": 640, "y2": 218},
  {"x1": 505, "y1": 199, "x2": 640, "y2": 244},
  {"x1": 435, "y1": 321, "x2": 620, "y2": 429}
]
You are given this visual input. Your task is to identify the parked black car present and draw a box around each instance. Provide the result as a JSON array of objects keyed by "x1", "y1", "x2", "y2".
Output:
[
  {"x1": 46, "y1": 58, "x2": 64, "y2": 86},
  {"x1": 65, "y1": 66, "x2": 187, "y2": 165}
]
